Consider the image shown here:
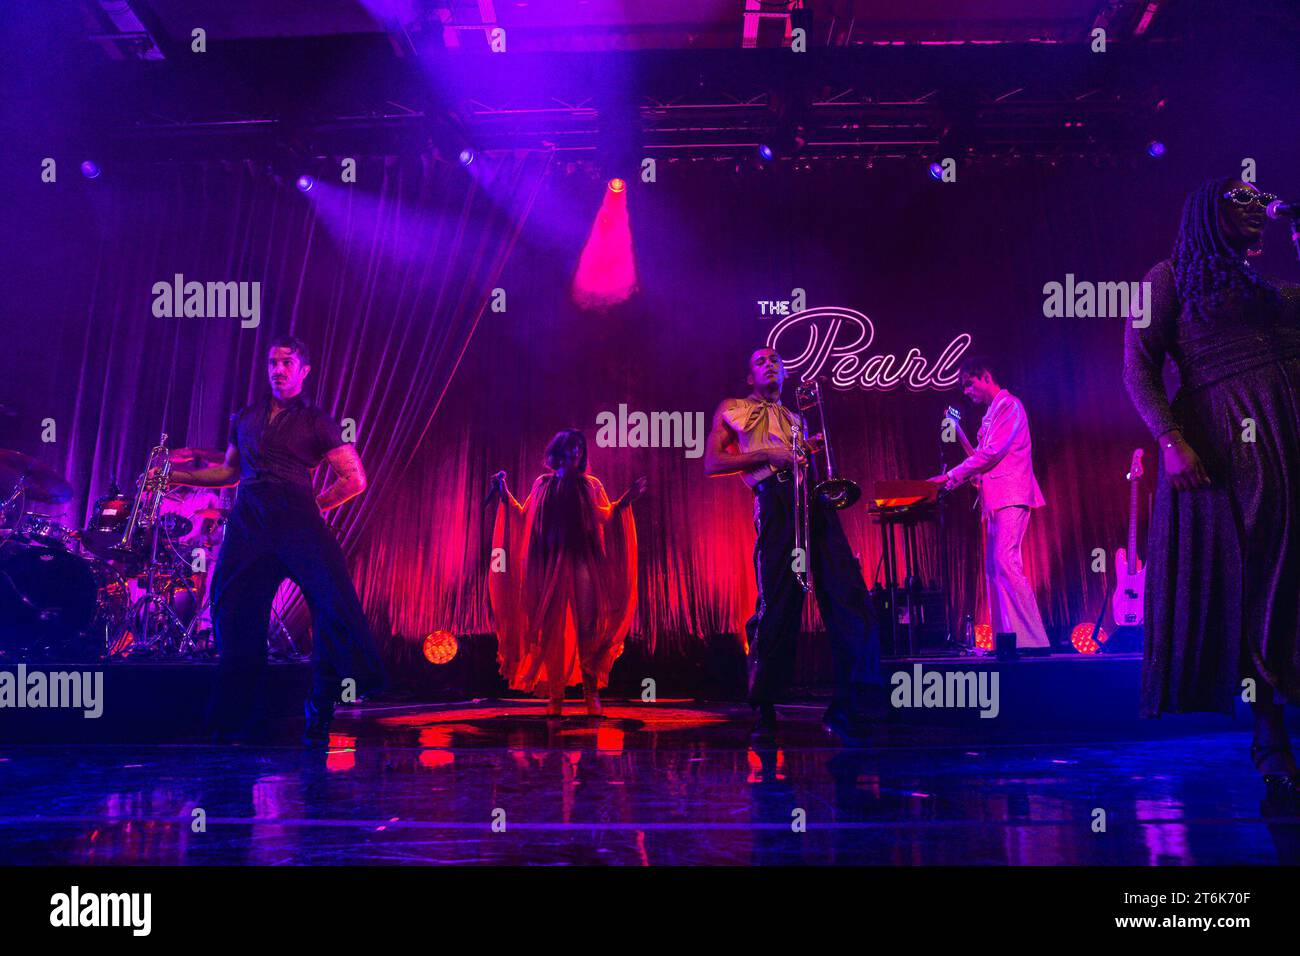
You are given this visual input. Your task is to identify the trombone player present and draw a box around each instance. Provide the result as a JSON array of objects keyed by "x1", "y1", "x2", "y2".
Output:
[{"x1": 704, "y1": 347, "x2": 882, "y2": 740}]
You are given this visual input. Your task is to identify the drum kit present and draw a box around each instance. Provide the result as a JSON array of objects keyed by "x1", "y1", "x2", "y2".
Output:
[{"x1": 0, "y1": 438, "x2": 295, "y2": 662}]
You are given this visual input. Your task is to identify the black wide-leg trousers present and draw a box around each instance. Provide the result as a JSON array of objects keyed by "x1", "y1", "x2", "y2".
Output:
[
  {"x1": 744, "y1": 475, "x2": 882, "y2": 706},
  {"x1": 208, "y1": 483, "x2": 386, "y2": 738}
]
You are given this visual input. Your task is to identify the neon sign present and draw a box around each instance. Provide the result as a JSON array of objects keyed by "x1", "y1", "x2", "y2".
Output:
[{"x1": 765, "y1": 306, "x2": 971, "y2": 392}]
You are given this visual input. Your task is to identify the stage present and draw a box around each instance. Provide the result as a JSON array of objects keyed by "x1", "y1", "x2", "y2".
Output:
[
  {"x1": 3, "y1": 652, "x2": 1296, "y2": 866},
  {"x1": 5, "y1": 2, "x2": 1300, "y2": 927},
  {"x1": 0, "y1": 649, "x2": 1260, "y2": 745},
  {"x1": 2, "y1": 692, "x2": 1296, "y2": 866}
]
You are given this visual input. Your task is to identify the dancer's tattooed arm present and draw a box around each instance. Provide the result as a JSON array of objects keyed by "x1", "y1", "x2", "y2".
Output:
[{"x1": 317, "y1": 444, "x2": 368, "y2": 511}]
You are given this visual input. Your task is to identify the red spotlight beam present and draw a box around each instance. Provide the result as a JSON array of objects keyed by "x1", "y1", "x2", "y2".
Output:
[{"x1": 571, "y1": 181, "x2": 638, "y2": 311}]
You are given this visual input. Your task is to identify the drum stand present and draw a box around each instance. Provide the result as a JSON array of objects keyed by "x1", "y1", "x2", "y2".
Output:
[
  {"x1": 104, "y1": 438, "x2": 307, "y2": 661},
  {"x1": 115, "y1": 518, "x2": 200, "y2": 657},
  {"x1": 0, "y1": 480, "x2": 26, "y2": 538}
]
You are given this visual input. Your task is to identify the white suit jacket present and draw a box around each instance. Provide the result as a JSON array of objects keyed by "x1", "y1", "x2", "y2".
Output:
[{"x1": 945, "y1": 389, "x2": 1045, "y2": 512}]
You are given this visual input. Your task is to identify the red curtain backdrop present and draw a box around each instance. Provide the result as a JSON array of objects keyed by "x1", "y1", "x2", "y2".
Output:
[
  {"x1": 352, "y1": 162, "x2": 1183, "y2": 656},
  {"x1": 11, "y1": 154, "x2": 1298, "y2": 663}
]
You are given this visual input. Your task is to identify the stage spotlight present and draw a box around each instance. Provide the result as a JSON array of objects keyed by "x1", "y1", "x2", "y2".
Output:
[
  {"x1": 572, "y1": 177, "x2": 638, "y2": 311},
  {"x1": 79, "y1": 161, "x2": 101, "y2": 179},
  {"x1": 1070, "y1": 622, "x2": 1108, "y2": 654},
  {"x1": 1146, "y1": 140, "x2": 1166, "y2": 158},
  {"x1": 757, "y1": 143, "x2": 774, "y2": 162},
  {"x1": 458, "y1": 148, "x2": 476, "y2": 167},
  {"x1": 928, "y1": 161, "x2": 945, "y2": 180},
  {"x1": 607, "y1": 177, "x2": 626, "y2": 193},
  {"x1": 295, "y1": 175, "x2": 315, "y2": 193},
  {"x1": 974, "y1": 624, "x2": 994, "y2": 652},
  {"x1": 422, "y1": 630, "x2": 459, "y2": 665}
]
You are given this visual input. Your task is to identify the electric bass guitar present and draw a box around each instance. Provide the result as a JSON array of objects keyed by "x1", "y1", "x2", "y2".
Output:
[{"x1": 1111, "y1": 448, "x2": 1146, "y2": 626}]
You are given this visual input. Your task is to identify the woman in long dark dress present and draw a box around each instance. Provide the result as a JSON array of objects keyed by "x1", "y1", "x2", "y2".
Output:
[{"x1": 1124, "y1": 178, "x2": 1300, "y2": 809}]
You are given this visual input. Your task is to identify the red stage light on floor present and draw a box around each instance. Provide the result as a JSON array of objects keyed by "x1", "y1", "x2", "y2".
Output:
[
  {"x1": 974, "y1": 624, "x2": 994, "y2": 651},
  {"x1": 419, "y1": 750, "x2": 455, "y2": 770},
  {"x1": 1070, "y1": 623, "x2": 1108, "y2": 654},
  {"x1": 572, "y1": 181, "x2": 638, "y2": 311},
  {"x1": 607, "y1": 177, "x2": 626, "y2": 193},
  {"x1": 422, "y1": 630, "x2": 459, "y2": 664}
]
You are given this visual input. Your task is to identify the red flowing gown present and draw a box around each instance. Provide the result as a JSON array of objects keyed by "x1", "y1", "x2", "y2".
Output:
[{"x1": 489, "y1": 473, "x2": 637, "y2": 698}]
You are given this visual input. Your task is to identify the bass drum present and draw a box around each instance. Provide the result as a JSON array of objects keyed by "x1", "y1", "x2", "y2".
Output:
[{"x1": 0, "y1": 540, "x2": 103, "y2": 659}]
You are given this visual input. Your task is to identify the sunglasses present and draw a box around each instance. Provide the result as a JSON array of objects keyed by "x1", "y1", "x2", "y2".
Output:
[{"x1": 1223, "y1": 187, "x2": 1278, "y2": 208}]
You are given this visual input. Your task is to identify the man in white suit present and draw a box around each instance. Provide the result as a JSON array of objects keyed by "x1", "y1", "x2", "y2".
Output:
[{"x1": 929, "y1": 357, "x2": 1051, "y2": 650}]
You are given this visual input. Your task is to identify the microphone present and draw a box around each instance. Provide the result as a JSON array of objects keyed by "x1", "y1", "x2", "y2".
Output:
[
  {"x1": 1267, "y1": 199, "x2": 1300, "y2": 220},
  {"x1": 483, "y1": 470, "x2": 506, "y2": 507},
  {"x1": 1270, "y1": 199, "x2": 1300, "y2": 264}
]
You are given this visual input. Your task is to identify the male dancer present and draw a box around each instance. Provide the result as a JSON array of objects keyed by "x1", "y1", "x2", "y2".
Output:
[
  {"x1": 929, "y1": 356, "x2": 1050, "y2": 650},
  {"x1": 705, "y1": 347, "x2": 882, "y2": 740},
  {"x1": 169, "y1": 335, "x2": 386, "y2": 744}
]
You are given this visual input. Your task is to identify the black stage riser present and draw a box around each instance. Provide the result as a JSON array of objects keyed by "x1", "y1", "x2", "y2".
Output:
[{"x1": 1, "y1": 655, "x2": 1266, "y2": 745}]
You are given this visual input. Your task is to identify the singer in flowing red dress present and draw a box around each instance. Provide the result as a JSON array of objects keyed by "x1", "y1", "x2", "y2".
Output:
[{"x1": 488, "y1": 429, "x2": 644, "y2": 715}]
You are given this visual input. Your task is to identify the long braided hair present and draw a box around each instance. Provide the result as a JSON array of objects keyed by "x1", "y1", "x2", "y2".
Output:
[{"x1": 1171, "y1": 177, "x2": 1280, "y2": 322}]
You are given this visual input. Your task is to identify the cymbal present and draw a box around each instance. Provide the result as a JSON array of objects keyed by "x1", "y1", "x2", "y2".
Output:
[
  {"x1": 168, "y1": 447, "x2": 225, "y2": 467},
  {"x1": 0, "y1": 449, "x2": 73, "y2": 504}
]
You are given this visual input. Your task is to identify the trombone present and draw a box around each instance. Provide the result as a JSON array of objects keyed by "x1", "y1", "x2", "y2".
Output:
[{"x1": 791, "y1": 380, "x2": 861, "y2": 592}]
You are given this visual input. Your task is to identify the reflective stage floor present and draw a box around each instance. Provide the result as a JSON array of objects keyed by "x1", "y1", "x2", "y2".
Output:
[{"x1": 3, "y1": 699, "x2": 1299, "y2": 865}]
